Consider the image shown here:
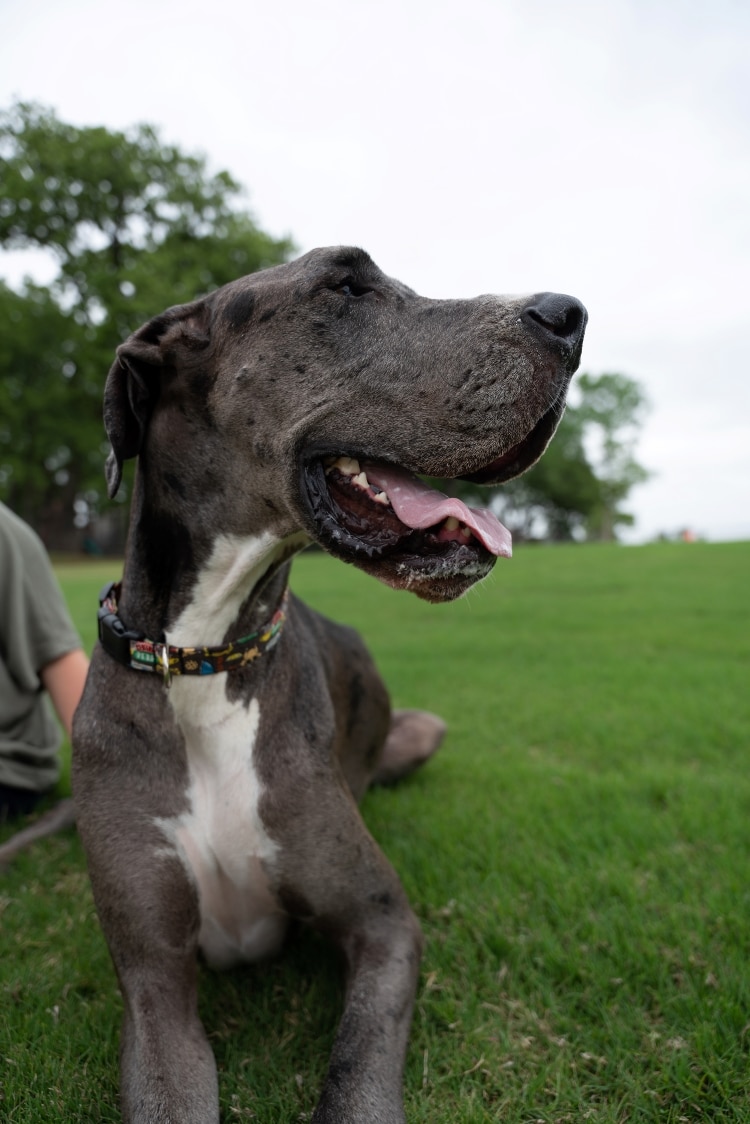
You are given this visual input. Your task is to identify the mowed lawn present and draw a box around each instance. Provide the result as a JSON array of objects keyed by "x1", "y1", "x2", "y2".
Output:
[{"x1": 1, "y1": 541, "x2": 748, "y2": 1123}]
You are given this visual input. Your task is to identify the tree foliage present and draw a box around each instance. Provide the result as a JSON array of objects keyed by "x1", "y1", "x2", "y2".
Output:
[
  {"x1": 0, "y1": 100, "x2": 292, "y2": 541},
  {"x1": 574, "y1": 372, "x2": 650, "y2": 539},
  {"x1": 493, "y1": 373, "x2": 650, "y2": 542},
  {"x1": 0, "y1": 280, "x2": 90, "y2": 528},
  {"x1": 493, "y1": 408, "x2": 602, "y2": 541}
]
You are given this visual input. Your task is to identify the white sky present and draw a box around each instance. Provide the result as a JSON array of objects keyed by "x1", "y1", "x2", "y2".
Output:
[{"x1": 2, "y1": 0, "x2": 749, "y2": 542}]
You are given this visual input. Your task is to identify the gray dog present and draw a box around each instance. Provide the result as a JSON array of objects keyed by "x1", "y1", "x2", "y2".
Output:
[{"x1": 72, "y1": 246, "x2": 586, "y2": 1123}]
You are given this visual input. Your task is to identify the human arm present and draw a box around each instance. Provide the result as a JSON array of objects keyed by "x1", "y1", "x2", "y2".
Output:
[{"x1": 40, "y1": 648, "x2": 90, "y2": 738}]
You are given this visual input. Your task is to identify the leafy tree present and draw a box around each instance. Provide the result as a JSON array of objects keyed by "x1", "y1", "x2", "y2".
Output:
[
  {"x1": 0, "y1": 100, "x2": 292, "y2": 542},
  {"x1": 494, "y1": 409, "x2": 602, "y2": 541},
  {"x1": 444, "y1": 373, "x2": 648, "y2": 543},
  {"x1": 0, "y1": 281, "x2": 89, "y2": 533},
  {"x1": 574, "y1": 372, "x2": 650, "y2": 540},
  {"x1": 493, "y1": 372, "x2": 649, "y2": 542}
]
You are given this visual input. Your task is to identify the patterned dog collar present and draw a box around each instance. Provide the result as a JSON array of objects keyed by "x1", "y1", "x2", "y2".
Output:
[{"x1": 97, "y1": 581, "x2": 289, "y2": 686}]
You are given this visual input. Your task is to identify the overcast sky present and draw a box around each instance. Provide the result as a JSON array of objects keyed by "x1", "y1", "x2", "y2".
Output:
[{"x1": 2, "y1": 0, "x2": 748, "y2": 542}]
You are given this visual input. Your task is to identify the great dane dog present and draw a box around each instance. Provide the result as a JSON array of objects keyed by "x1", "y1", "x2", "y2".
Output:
[{"x1": 71, "y1": 247, "x2": 586, "y2": 1123}]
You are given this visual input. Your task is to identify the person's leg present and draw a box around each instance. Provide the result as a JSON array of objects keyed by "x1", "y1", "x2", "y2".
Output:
[{"x1": 0, "y1": 783, "x2": 43, "y2": 822}]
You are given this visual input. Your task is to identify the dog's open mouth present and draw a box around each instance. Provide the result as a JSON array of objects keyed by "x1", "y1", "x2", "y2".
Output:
[
  {"x1": 301, "y1": 453, "x2": 517, "y2": 601},
  {"x1": 299, "y1": 400, "x2": 565, "y2": 601}
]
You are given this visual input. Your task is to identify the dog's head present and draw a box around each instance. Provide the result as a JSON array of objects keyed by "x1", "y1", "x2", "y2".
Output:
[{"x1": 105, "y1": 247, "x2": 586, "y2": 602}]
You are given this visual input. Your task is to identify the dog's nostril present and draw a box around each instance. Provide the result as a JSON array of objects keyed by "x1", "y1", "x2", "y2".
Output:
[{"x1": 522, "y1": 293, "x2": 587, "y2": 351}]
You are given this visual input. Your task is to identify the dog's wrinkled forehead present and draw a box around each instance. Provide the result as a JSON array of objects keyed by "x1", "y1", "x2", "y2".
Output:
[
  {"x1": 216, "y1": 245, "x2": 415, "y2": 325},
  {"x1": 293, "y1": 245, "x2": 381, "y2": 281},
  {"x1": 271, "y1": 245, "x2": 407, "y2": 290}
]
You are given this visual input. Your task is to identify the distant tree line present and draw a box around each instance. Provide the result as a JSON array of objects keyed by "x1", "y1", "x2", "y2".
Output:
[{"x1": 0, "y1": 101, "x2": 648, "y2": 549}]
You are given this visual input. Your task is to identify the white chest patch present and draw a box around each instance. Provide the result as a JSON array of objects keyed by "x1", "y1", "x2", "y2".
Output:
[
  {"x1": 159, "y1": 688, "x2": 287, "y2": 970},
  {"x1": 153, "y1": 531, "x2": 306, "y2": 970}
]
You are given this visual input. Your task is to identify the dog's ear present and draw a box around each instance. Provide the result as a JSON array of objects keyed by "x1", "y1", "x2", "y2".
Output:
[{"x1": 104, "y1": 299, "x2": 212, "y2": 497}]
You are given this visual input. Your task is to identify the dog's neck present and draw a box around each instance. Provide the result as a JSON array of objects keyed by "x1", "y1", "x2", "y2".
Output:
[
  {"x1": 117, "y1": 478, "x2": 306, "y2": 648},
  {"x1": 165, "y1": 531, "x2": 300, "y2": 650}
]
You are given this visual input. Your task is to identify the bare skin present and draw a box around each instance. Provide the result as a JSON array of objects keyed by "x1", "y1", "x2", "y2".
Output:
[{"x1": 41, "y1": 648, "x2": 90, "y2": 737}]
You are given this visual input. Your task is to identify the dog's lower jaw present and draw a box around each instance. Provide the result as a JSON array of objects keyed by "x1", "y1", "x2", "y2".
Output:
[
  {"x1": 347, "y1": 552, "x2": 495, "y2": 604},
  {"x1": 394, "y1": 555, "x2": 495, "y2": 599}
]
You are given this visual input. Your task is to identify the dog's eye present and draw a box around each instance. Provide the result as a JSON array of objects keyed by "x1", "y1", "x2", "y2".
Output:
[{"x1": 332, "y1": 279, "x2": 373, "y2": 299}]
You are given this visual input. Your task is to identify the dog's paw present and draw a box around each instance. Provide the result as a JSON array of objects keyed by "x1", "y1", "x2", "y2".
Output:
[{"x1": 373, "y1": 709, "x2": 446, "y2": 786}]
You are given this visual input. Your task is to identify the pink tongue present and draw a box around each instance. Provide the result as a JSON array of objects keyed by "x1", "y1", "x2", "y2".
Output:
[{"x1": 365, "y1": 462, "x2": 512, "y2": 558}]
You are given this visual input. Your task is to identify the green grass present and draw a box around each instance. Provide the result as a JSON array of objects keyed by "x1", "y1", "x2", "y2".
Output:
[{"x1": 2, "y1": 541, "x2": 749, "y2": 1122}]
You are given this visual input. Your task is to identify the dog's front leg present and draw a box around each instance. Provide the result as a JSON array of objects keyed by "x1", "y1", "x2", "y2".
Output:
[
  {"x1": 272, "y1": 782, "x2": 422, "y2": 1124},
  {"x1": 312, "y1": 901, "x2": 423, "y2": 1124},
  {"x1": 79, "y1": 813, "x2": 219, "y2": 1124},
  {"x1": 117, "y1": 949, "x2": 219, "y2": 1124}
]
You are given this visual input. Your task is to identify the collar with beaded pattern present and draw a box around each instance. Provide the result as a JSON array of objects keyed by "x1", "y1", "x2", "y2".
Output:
[{"x1": 97, "y1": 580, "x2": 289, "y2": 687}]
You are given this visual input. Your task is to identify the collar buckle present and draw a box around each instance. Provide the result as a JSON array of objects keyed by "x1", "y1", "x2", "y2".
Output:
[{"x1": 154, "y1": 642, "x2": 172, "y2": 688}]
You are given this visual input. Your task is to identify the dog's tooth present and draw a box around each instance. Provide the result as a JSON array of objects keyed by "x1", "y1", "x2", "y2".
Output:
[
  {"x1": 459, "y1": 525, "x2": 472, "y2": 539},
  {"x1": 336, "y1": 457, "x2": 360, "y2": 476},
  {"x1": 353, "y1": 471, "x2": 370, "y2": 489},
  {"x1": 444, "y1": 516, "x2": 460, "y2": 531},
  {"x1": 373, "y1": 489, "x2": 390, "y2": 506}
]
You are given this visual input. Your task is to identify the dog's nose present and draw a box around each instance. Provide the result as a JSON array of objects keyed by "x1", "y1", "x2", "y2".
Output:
[{"x1": 521, "y1": 293, "x2": 588, "y2": 360}]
